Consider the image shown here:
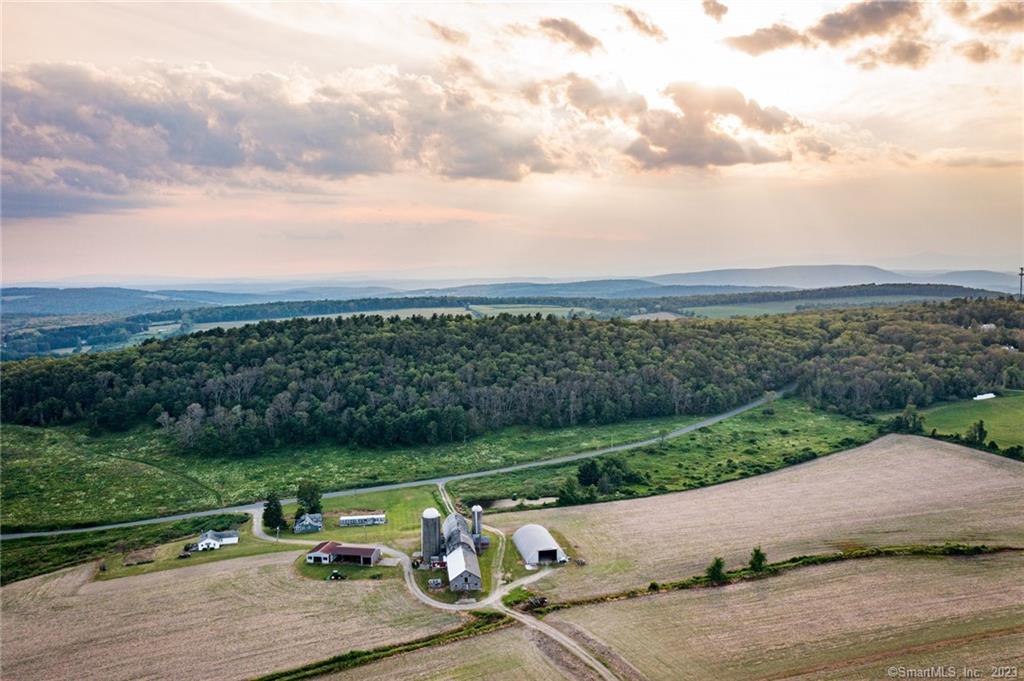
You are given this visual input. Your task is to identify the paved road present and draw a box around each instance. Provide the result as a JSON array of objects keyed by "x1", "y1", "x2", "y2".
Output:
[{"x1": 1, "y1": 389, "x2": 786, "y2": 540}]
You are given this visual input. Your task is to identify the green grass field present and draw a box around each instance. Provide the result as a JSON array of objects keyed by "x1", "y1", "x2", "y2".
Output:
[
  {"x1": 295, "y1": 555, "x2": 401, "y2": 582},
  {"x1": 95, "y1": 519, "x2": 297, "y2": 581},
  {"x1": 281, "y1": 486, "x2": 442, "y2": 551},
  {"x1": 2, "y1": 412, "x2": 705, "y2": 531},
  {"x1": 469, "y1": 304, "x2": 597, "y2": 318},
  {"x1": 0, "y1": 513, "x2": 249, "y2": 585},
  {"x1": 449, "y1": 398, "x2": 877, "y2": 507},
  {"x1": 917, "y1": 391, "x2": 1024, "y2": 448}
]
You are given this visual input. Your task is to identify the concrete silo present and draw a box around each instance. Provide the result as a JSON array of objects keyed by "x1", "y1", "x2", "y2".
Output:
[
  {"x1": 471, "y1": 505, "x2": 483, "y2": 536},
  {"x1": 421, "y1": 507, "x2": 442, "y2": 560}
]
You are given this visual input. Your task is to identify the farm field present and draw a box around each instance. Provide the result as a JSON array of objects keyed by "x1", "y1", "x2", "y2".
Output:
[
  {"x1": 319, "y1": 625, "x2": 574, "y2": 681},
  {"x1": 189, "y1": 306, "x2": 472, "y2": 332},
  {"x1": 450, "y1": 398, "x2": 876, "y2": 507},
  {"x1": 918, "y1": 391, "x2": 1024, "y2": 448},
  {"x1": 491, "y1": 435, "x2": 1024, "y2": 600},
  {"x1": 1, "y1": 411, "x2": 705, "y2": 531},
  {"x1": 545, "y1": 553, "x2": 1024, "y2": 681},
  {"x1": 468, "y1": 304, "x2": 597, "y2": 318},
  {"x1": 683, "y1": 294, "x2": 952, "y2": 318},
  {"x1": 0, "y1": 551, "x2": 462, "y2": 681},
  {"x1": 282, "y1": 486, "x2": 441, "y2": 551}
]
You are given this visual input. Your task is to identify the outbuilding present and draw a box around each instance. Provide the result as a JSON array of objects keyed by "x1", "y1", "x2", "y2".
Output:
[
  {"x1": 306, "y1": 541, "x2": 381, "y2": 566},
  {"x1": 196, "y1": 530, "x2": 239, "y2": 551},
  {"x1": 446, "y1": 546, "x2": 482, "y2": 592},
  {"x1": 338, "y1": 512, "x2": 387, "y2": 527},
  {"x1": 512, "y1": 524, "x2": 567, "y2": 565}
]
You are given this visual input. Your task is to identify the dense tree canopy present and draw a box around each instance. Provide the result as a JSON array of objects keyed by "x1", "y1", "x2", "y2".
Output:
[{"x1": 3, "y1": 299, "x2": 1021, "y2": 457}]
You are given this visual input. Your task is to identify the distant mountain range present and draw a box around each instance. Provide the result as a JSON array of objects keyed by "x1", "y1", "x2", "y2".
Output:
[{"x1": 2, "y1": 265, "x2": 1016, "y2": 316}]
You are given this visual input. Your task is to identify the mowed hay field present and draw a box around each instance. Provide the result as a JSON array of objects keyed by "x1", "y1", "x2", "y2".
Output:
[
  {"x1": 546, "y1": 553, "x2": 1024, "y2": 681},
  {"x1": 0, "y1": 552, "x2": 461, "y2": 681},
  {"x1": 320, "y1": 626, "x2": 576, "y2": 681},
  {"x1": 493, "y1": 435, "x2": 1024, "y2": 600}
]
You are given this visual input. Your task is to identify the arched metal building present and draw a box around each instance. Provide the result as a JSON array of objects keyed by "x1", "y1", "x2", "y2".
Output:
[{"x1": 512, "y1": 524, "x2": 568, "y2": 565}]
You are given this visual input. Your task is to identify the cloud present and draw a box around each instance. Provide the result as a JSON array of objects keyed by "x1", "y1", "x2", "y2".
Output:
[
  {"x1": 615, "y1": 5, "x2": 666, "y2": 41},
  {"x1": 807, "y1": 0, "x2": 923, "y2": 46},
  {"x1": 624, "y1": 83, "x2": 797, "y2": 169},
  {"x1": 973, "y1": 2, "x2": 1024, "y2": 32},
  {"x1": 795, "y1": 135, "x2": 837, "y2": 160},
  {"x1": 726, "y1": 1, "x2": 928, "y2": 62},
  {"x1": 426, "y1": 20, "x2": 469, "y2": 45},
  {"x1": 725, "y1": 24, "x2": 810, "y2": 55},
  {"x1": 561, "y1": 74, "x2": 647, "y2": 119},
  {"x1": 926, "y1": 148, "x2": 1023, "y2": 168},
  {"x1": 956, "y1": 39, "x2": 1001, "y2": 62},
  {"x1": 702, "y1": 0, "x2": 729, "y2": 22},
  {"x1": 850, "y1": 38, "x2": 932, "y2": 69},
  {"x1": 538, "y1": 17, "x2": 604, "y2": 53},
  {"x1": 1, "y1": 62, "x2": 563, "y2": 218}
]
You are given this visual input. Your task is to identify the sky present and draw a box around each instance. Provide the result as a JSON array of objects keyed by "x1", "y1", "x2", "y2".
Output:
[{"x1": 2, "y1": 0, "x2": 1022, "y2": 284}]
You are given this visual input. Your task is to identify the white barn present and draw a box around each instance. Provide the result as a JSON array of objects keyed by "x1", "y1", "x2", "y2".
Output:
[
  {"x1": 446, "y1": 546, "x2": 482, "y2": 592},
  {"x1": 196, "y1": 530, "x2": 239, "y2": 551},
  {"x1": 512, "y1": 524, "x2": 567, "y2": 565}
]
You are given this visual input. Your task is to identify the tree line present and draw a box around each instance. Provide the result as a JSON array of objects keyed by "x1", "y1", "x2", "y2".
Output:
[{"x1": 2, "y1": 299, "x2": 1021, "y2": 457}]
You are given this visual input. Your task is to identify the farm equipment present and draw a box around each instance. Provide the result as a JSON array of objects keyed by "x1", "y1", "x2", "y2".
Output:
[{"x1": 326, "y1": 570, "x2": 346, "y2": 581}]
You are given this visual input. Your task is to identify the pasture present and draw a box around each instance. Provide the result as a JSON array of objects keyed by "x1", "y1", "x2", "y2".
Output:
[
  {"x1": 0, "y1": 552, "x2": 462, "y2": 681},
  {"x1": 491, "y1": 436, "x2": 1024, "y2": 600},
  {"x1": 546, "y1": 552, "x2": 1024, "y2": 680},
  {"x1": 450, "y1": 398, "x2": 876, "y2": 506},
  {"x1": 1, "y1": 411, "x2": 704, "y2": 531},
  {"x1": 282, "y1": 486, "x2": 441, "y2": 551},
  {"x1": 683, "y1": 294, "x2": 953, "y2": 318},
  {"x1": 469, "y1": 304, "x2": 597, "y2": 318},
  {"x1": 919, "y1": 391, "x2": 1024, "y2": 448}
]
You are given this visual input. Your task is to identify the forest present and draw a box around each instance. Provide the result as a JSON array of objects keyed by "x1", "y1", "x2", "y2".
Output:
[{"x1": 2, "y1": 298, "x2": 1021, "y2": 457}]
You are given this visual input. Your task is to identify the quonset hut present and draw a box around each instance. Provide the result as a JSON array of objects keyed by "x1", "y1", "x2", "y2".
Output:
[{"x1": 512, "y1": 524, "x2": 568, "y2": 565}]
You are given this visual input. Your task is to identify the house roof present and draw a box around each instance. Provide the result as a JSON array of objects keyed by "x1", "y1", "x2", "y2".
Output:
[
  {"x1": 198, "y1": 530, "x2": 239, "y2": 542},
  {"x1": 307, "y1": 541, "x2": 379, "y2": 558},
  {"x1": 296, "y1": 513, "x2": 323, "y2": 525}
]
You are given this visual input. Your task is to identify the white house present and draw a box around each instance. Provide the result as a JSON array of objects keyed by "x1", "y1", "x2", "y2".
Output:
[{"x1": 196, "y1": 530, "x2": 240, "y2": 551}]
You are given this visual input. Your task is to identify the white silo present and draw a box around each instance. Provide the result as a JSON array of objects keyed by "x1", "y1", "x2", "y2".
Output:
[
  {"x1": 471, "y1": 505, "x2": 483, "y2": 536},
  {"x1": 421, "y1": 507, "x2": 442, "y2": 559}
]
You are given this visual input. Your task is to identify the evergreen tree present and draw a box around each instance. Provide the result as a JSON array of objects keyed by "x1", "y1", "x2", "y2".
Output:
[
  {"x1": 263, "y1": 491, "x2": 287, "y2": 530},
  {"x1": 577, "y1": 460, "x2": 601, "y2": 487}
]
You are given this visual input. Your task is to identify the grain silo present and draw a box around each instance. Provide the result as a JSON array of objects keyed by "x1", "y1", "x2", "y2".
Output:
[
  {"x1": 421, "y1": 507, "x2": 442, "y2": 560},
  {"x1": 471, "y1": 505, "x2": 483, "y2": 536}
]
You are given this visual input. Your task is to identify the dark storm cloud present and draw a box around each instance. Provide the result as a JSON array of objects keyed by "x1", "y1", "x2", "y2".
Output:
[
  {"x1": 701, "y1": 0, "x2": 729, "y2": 22},
  {"x1": 625, "y1": 83, "x2": 798, "y2": 169},
  {"x1": 615, "y1": 6, "x2": 667, "y2": 41},
  {"x1": 538, "y1": 17, "x2": 604, "y2": 53},
  {"x1": 725, "y1": 24, "x2": 811, "y2": 55}
]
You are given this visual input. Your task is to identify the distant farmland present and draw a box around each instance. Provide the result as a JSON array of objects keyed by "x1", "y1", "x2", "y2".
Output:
[
  {"x1": 491, "y1": 436, "x2": 1024, "y2": 600},
  {"x1": 918, "y1": 391, "x2": 1024, "y2": 448},
  {"x1": 682, "y1": 294, "x2": 955, "y2": 318},
  {"x1": 546, "y1": 553, "x2": 1024, "y2": 681}
]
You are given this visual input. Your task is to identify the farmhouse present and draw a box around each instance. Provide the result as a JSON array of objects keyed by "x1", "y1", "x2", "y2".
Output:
[
  {"x1": 512, "y1": 524, "x2": 567, "y2": 565},
  {"x1": 306, "y1": 541, "x2": 381, "y2": 566},
  {"x1": 196, "y1": 530, "x2": 239, "y2": 551},
  {"x1": 293, "y1": 513, "x2": 324, "y2": 534},
  {"x1": 338, "y1": 512, "x2": 386, "y2": 527}
]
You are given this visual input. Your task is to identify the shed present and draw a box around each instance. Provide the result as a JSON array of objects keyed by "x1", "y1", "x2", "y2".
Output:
[
  {"x1": 293, "y1": 513, "x2": 324, "y2": 534},
  {"x1": 338, "y1": 512, "x2": 387, "y2": 527},
  {"x1": 306, "y1": 541, "x2": 381, "y2": 566},
  {"x1": 196, "y1": 530, "x2": 239, "y2": 551},
  {"x1": 512, "y1": 524, "x2": 567, "y2": 565}
]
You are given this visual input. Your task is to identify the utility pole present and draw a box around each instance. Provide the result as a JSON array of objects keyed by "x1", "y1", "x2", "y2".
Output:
[{"x1": 1019, "y1": 266, "x2": 1023, "y2": 302}]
